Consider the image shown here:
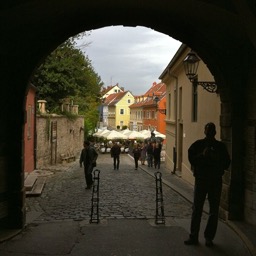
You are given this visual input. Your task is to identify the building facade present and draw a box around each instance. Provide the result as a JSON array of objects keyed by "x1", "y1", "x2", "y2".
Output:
[
  {"x1": 100, "y1": 84, "x2": 125, "y2": 127},
  {"x1": 106, "y1": 91, "x2": 135, "y2": 130},
  {"x1": 159, "y1": 44, "x2": 224, "y2": 210},
  {"x1": 129, "y1": 95, "x2": 145, "y2": 131},
  {"x1": 143, "y1": 82, "x2": 166, "y2": 135}
]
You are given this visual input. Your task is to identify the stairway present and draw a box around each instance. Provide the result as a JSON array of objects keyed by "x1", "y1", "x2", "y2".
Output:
[{"x1": 24, "y1": 171, "x2": 47, "y2": 196}]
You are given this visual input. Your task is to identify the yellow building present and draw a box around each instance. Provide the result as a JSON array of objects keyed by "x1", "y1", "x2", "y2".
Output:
[
  {"x1": 159, "y1": 44, "x2": 220, "y2": 185},
  {"x1": 107, "y1": 91, "x2": 135, "y2": 130},
  {"x1": 100, "y1": 84, "x2": 125, "y2": 127}
]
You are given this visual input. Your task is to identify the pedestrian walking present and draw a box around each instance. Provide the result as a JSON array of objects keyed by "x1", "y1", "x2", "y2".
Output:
[
  {"x1": 153, "y1": 142, "x2": 161, "y2": 169},
  {"x1": 79, "y1": 140, "x2": 98, "y2": 189},
  {"x1": 184, "y1": 122, "x2": 231, "y2": 247},
  {"x1": 146, "y1": 142, "x2": 153, "y2": 167},
  {"x1": 140, "y1": 142, "x2": 147, "y2": 165},
  {"x1": 132, "y1": 143, "x2": 141, "y2": 170},
  {"x1": 111, "y1": 142, "x2": 121, "y2": 170}
]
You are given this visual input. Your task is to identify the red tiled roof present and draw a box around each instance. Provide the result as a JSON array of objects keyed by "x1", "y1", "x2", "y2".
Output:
[
  {"x1": 129, "y1": 82, "x2": 166, "y2": 109},
  {"x1": 108, "y1": 91, "x2": 127, "y2": 106},
  {"x1": 104, "y1": 91, "x2": 133, "y2": 106},
  {"x1": 143, "y1": 82, "x2": 166, "y2": 97},
  {"x1": 103, "y1": 93, "x2": 119, "y2": 105}
]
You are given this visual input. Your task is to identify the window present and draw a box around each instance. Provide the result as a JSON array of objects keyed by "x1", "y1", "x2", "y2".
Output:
[
  {"x1": 152, "y1": 111, "x2": 155, "y2": 119},
  {"x1": 120, "y1": 109, "x2": 124, "y2": 115},
  {"x1": 128, "y1": 99, "x2": 131, "y2": 103}
]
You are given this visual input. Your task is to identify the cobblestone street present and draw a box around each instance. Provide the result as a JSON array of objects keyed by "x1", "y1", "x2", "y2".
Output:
[
  {"x1": 26, "y1": 153, "x2": 193, "y2": 223},
  {"x1": 1, "y1": 153, "x2": 251, "y2": 256}
]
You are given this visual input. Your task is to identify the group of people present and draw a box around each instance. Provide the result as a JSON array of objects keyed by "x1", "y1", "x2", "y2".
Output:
[
  {"x1": 132, "y1": 141, "x2": 162, "y2": 170},
  {"x1": 79, "y1": 122, "x2": 231, "y2": 248},
  {"x1": 108, "y1": 140, "x2": 163, "y2": 171}
]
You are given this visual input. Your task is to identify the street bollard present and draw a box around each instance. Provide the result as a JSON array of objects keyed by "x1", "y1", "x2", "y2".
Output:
[
  {"x1": 90, "y1": 169, "x2": 100, "y2": 223},
  {"x1": 154, "y1": 171, "x2": 165, "y2": 224}
]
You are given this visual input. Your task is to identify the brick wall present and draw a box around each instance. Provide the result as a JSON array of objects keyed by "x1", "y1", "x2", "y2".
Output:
[{"x1": 36, "y1": 115, "x2": 84, "y2": 168}]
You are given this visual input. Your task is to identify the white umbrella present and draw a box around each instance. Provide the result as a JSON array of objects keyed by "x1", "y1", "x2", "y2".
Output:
[
  {"x1": 93, "y1": 129, "x2": 104, "y2": 137},
  {"x1": 98, "y1": 129, "x2": 111, "y2": 138},
  {"x1": 120, "y1": 128, "x2": 131, "y2": 135},
  {"x1": 140, "y1": 130, "x2": 152, "y2": 138},
  {"x1": 140, "y1": 129, "x2": 150, "y2": 134},
  {"x1": 128, "y1": 131, "x2": 147, "y2": 140},
  {"x1": 154, "y1": 131, "x2": 166, "y2": 139},
  {"x1": 104, "y1": 130, "x2": 128, "y2": 140}
]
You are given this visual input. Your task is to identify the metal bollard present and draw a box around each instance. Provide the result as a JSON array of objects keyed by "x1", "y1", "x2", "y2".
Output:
[
  {"x1": 154, "y1": 171, "x2": 165, "y2": 224},
  {"x1": 90, "y1": 169, "x2": 100, "y2": 223}
]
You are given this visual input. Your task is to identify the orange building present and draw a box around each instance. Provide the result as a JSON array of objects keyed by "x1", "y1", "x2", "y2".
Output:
[
  {"x1": 142, "y1": 82, "x2": 166, "y2": 135},
  {"x1": 129, "y1": 82, "x2": 166, "y2": 139}
]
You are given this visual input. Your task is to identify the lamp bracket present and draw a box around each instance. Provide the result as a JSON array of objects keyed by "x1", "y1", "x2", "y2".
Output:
[
  {"x1": 158, "y1": 109, "x2": 166, "y2": 115},
  {"x1": 156, "y1": 108, "x2": 166, "y2": 115},
  {"x1": 190, "y1": 78, "x2": 218, "y2": 93},
  {"x1": 197, "y1": 81, "x2": 218, "y2": 93}
]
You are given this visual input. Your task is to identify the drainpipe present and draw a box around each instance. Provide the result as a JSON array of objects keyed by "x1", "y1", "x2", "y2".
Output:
[{"x1": 168, "y1": 69, "x2": 178, "y2": 174}]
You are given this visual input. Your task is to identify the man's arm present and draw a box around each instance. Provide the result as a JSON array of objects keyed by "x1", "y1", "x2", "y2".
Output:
[
  {"x1": 92, "y1": 148, "x2": 98, "y2": 163},
  {"x1": 188, "y1": 141, "x2": 205, "y2": 166},
  {"x1": 79, "y1": 149, "x2": 84, "y2": 167}
]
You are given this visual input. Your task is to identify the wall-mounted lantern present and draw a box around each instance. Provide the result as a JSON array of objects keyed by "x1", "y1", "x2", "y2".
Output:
[{"x1": 183, "y1": 51, "x2": 218, "y2": 93}]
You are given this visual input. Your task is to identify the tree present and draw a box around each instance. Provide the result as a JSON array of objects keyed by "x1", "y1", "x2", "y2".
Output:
[
  {"x1": 31, "y1": 33, "x2": 103, "y2": 136},
  {"x1": 32, "y1": 33, "x2": 103, "y2": 112}
]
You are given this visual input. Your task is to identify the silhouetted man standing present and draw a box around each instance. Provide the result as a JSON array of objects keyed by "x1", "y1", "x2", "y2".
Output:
[{"x1": 184, "y1": 123, "x2": 230, "y2": 247}]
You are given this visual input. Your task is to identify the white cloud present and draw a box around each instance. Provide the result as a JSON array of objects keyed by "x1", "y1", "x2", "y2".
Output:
[{"x1": 78, "y1": 26, "x2": 181, "y2": 95}]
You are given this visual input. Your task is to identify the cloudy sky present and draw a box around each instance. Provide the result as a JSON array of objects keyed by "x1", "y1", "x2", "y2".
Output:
[{"x1": 78, "y1": 26, "x2": 181, "y2": 95}]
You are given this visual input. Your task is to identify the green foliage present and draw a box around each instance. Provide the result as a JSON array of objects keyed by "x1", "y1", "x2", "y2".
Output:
[
  {"x1": 31, "y1": 32, "x2": 103, "y2": 133},
  {"x1": 31, "y1": 33, "x2": 103, "y2": 113},
  {"x1": 82, "y1": 95, "x2": 99, "y2": 137}
]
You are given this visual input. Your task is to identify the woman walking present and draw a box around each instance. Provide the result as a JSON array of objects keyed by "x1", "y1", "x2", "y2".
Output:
[{"x1": 140, "y1": 142, "x2": 147, "y2": 165}]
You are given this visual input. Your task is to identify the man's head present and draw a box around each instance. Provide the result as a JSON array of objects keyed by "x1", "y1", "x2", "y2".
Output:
[
  {"x1": 84, "y1": 140, "x2": 90, "y2": 147},
  {"x1": 204, "y1": 122, "x2": 216, "y2": 139}
]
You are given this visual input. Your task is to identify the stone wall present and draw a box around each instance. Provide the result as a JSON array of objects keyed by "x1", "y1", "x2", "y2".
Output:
[{"x1": 36, "y1": 114, "x2": 84, "y2": 168}]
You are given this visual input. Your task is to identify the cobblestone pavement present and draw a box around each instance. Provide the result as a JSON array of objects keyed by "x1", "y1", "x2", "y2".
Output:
[
  {"x1": 1, "y1": 153, "x2": 251, "y2": 256},
  {"x1": 26, "y1": 153, "x2": 196, "y2": 223}
]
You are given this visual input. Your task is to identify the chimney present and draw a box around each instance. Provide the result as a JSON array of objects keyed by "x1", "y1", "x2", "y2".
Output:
[
  {"x1": 38, "y1": 100, "x2": 47, "y2": 114},
  {"x1": 71, "y1": 105, "x2": 79, "y2": 115}
]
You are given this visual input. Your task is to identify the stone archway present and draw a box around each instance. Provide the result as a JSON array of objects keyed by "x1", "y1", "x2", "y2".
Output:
[{"x1": 0, "y1": 0, "x2": 256, "y2": 229}]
